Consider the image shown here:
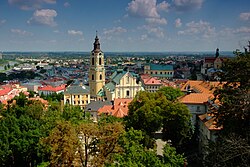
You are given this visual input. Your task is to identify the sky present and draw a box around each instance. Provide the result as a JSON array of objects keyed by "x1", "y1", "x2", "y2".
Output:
[{"x1": 0, "y1": 0, "x2": 250, "y2": 52}]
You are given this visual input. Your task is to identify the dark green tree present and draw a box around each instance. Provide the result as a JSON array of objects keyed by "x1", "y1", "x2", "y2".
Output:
[
  {"x1": 205, "y1": 50, "x2": 250, "y2": 167},
  {"x1": 213, "y1": 51, "x2": 250, "y2": 138},
  {"x1": 126, "y1": 91, "x2": 192, "y2": 148},
  {"x1": 157, "y1": 86, "x2": 184, "y2": 102},
  {"x1": 107, "y1": 128, "x2": 185, "y2": 167}
]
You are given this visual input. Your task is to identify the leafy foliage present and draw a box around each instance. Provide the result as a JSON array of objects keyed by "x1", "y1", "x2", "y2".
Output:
[
  {"x1": 206, "y1": 51, "x2": 250, "y2": 167},
  {"x1": 157, "y1": 87, "x2": 184, "y2": 102},
  {"x1": 126, "y1": 91, "x2": 192, "y2": 147},
  {"x1": 204, "y1": 134, "x2": 250, "y2": 167},
  {"x1": 107, "y1": 128, "x2": 185, "y2": 167},
  {"x1": 213, "y1": 52, "x2": 250, "y2": 137}
]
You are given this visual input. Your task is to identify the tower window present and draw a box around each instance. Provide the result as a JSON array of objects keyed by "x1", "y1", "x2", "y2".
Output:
[
  {"x1": 100, "y1": 74, "x2": 102, "y2": 80},
  {"x1": 92, "y1": 57, "x2": 94, "y2": 65},
  {"x1": 126, "y1": 90, "x2": 130, "y2": 97},
  {"x1": 126, "y1": 76, "x2": 129, "y2": 84},
  {"x1": 99, "y1": 57, "x2": 102, "y2": 65},
  {"x1": 92, "y1": 74, "x2": 94, "y2": 80}
]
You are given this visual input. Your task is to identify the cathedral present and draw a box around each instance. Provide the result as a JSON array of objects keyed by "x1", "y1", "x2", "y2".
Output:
[{"x1": 89, "y1": 34, "x2": 142, "y2": 101}]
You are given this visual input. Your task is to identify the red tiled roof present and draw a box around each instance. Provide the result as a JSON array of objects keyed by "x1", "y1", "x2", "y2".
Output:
[
  {"x1": 38, "y1": 84, "x2": 66, "y2": 92},
  {"x1": 179, "y1": 93, "x2": 213, "y2": 104},
  {"x1": 199, "y1": 113, "x2": 222, "y2": 131},
  {"x1": 0, "y1": 86, "x2": 12, "y2": 96},
  {"x1": 205, "y1": 57, "x2": 216, "y2": 63},
  {"x1": 98, "y1": 98, "x2": 132, "y2": 118},
  {"x1": 181, "y1": 80, "x2": 222, "y2": 94},
  {"x1": 144, "y1": 77, "x2": 162, "y2": 85},
  {"x1": 141, "y1": 74, "x2": 162, "y2": 85}
]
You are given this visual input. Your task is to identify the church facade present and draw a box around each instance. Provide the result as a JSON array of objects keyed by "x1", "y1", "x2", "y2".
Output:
[{"x1": 104, "y1": 69, "x2": 142, "y2": 101}]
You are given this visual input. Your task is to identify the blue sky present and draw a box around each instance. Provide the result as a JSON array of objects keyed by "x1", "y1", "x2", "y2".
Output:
[{"x1": 0, "y1": 0, "x2": 249, "y2": 52}]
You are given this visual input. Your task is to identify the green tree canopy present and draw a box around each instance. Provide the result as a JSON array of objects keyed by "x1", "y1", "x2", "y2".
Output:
[
  {"x1": 157, "y1": 87, "x2": 184, "y2": 102},
  {"x1": 125, "y1": 91, "x2": 192, "y2": 148}
]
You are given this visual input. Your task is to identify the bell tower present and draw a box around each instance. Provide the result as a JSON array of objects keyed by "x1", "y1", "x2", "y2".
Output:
[{"x1": 89, "y1": 32, "x2": 105, "y2": 99}]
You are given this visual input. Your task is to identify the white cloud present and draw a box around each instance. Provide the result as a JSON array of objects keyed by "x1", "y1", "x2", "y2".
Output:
[
  {"x1": 140, "y1": 34, "x2": 148, "y2": 40},
  {"x1": 11, "y1": 28, "x2": 33, "y2": 36},
  {"x1": 178, "y1": 20, "x2": 215, "y2": 38},
  {"x1": 127, "y1": 0, "x2": 160, "y2": 18},
  {"x1": 139, "y1": 25, "x2": 165, "y2": 38},
  {"x1": 103, "y1": 27, "x2": 127, "y2": 35},
  {"x1": 175, "y1": 18, "x2": 182, "y2": 28},
  {"x1": 145, "y1": 17, "x2": 167, "y2": 25},
  {"x1": 0, "y1": 19, "x2": 6, "y2": 26},
  {"x1": 157, "y1": 1, "x2": 170, "y2": 12},
  {"x1": 173, "y1": 0, "x2": 204, "y2": 12},
  {"x1": 234, "y1": 27, "x2": 250, "y2": 33},
  {"x1": 27, "y1": 9, "x2": 57, "y2": 27},
  {"x1": 68, "y1": 30, "x2": 83, "y2": 36},
  {"x1": 53, "y1": 30, "x2": 59, "y2": 33},
  {"x1": 240, "y1": 12, "x2": 250, "y2": 21},
  {"x1": 8, "y1": 0, "x2": 56, "y2": 10},
  {"x1": 64, "y1": 2, "x2": 70, "y2": 7}
]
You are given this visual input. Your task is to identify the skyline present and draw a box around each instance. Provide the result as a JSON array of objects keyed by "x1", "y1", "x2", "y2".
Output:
[{"x1": 0, "y1": 0, "x2": 250, "y2": 52}]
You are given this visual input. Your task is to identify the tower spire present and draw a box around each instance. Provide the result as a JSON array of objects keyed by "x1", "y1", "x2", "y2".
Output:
[
  {"x1": 93, "y1": 31, "x2": 101, "y2": 52},
  {"x1": 215, "y1": 48, "x2": 219, "y2": 58}
]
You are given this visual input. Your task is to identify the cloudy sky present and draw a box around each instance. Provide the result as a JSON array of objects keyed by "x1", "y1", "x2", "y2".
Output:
[{"x1": 0, "y1": 0, "x2": 250, "y2": 52}]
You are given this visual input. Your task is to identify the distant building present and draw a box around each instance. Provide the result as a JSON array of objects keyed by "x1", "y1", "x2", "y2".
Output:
[
  {"x1": 103, "y1": 69, "x2": 142, "y2": 101},
  {"x1": 86, "y1": 100, "x2": 112, "y2": 122},
  {"x1": 64, "y1": 84, "x2": 90, "y2": 109},
  {"x1": 38, "y1": 84, "x2": 66, "y2": 96},
  {"x1": 179, "y1": 93, "x2": 212, "y2": 126},
  {"x1": 89, "y1": 34, "x2": 105, "y2": 99},
  {"x1": 198, "y1": 112, "x2": 222, "y2": 153},
  {"x1": 88, "y1": 34, "x2": 142, "y2": 101},
  {"x1": 98, "y1": 98, "x2": 132, "y2": 118},
  {"x1": 0, "y1": 52, "x2": 2, "y2": 59},
  {"x1": 201, "y1": 48, "x2": 227, "y2": 75},
  {"x1": 144, "y1": 63, "x2": 174, "y2": 79},
  {"x1": 140, "y1": 74, "x2": 163, "y2": 92},
  {"x1": 86, "y1": 98, "x2": 132, "y2": 122},
  {"x1": 0, "y1": 84, "x2": 28, "y2": 105},
  {"x1": 21, "y1": 82, "x2": 42, "y2": 93}
]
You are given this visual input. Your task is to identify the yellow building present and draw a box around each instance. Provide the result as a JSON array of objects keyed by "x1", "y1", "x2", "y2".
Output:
[
  {"x1": 144, "y1": 63, "x2": 174, "y2": 79},
  {"x1": 104, "y1": 69, "x2": 142, "y2": 101},
  {"x1": 89, "y1": 34, "x2": 105, "y2": 99},
  {"x1": 64, "y1": 84, "x2": 90, "y2": 109}
]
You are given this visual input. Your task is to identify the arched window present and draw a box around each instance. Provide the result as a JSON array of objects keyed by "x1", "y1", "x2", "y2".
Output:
[
  {"x1": 99, "y1": 57, "x2": 102, "y2": 65},
  {"x1": 92, "y1": 57, "x2": 94, "y2": 65},
  {"x1": 92, "y1": 74, "x2": 94, "y2": 80},
  {"x1": 100, "y1": 74, "x2": 102, "y2": 80}
]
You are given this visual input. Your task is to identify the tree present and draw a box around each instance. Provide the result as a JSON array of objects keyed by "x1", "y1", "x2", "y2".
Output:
[
  {"x1": 43, "y1": 121, "x2": 80, "y2": 167},
  {"x1": 0, "y1": 99, "x2": 46, "y2": 167},
  {"x1": 92, "y1": 122, "x2": 124, "y2": 166},
  {"x1": 204, "y1": 134, "x2": 250, "y2": 167},
  {"x1": 126, "y1": 91, "x2": 192, "y2": 148},
  {"x1": 206, "y1": 50, "x2": 250, "y2": 166},
  {"x1": 213, "y1": 51, "x2": 250, "y2": 138},
  {"x1": 157, "y1": 87, "x2": 184, "y2": 102},
  {"x1": 107, "y1": 128, "x2": 185, "y2": 167},
  {"x1": 161, "y1": 102, "x2": 193, "y2": 147},
  {"x1": 125, "y1": 91, "x2": 164, "y2": 137}
]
